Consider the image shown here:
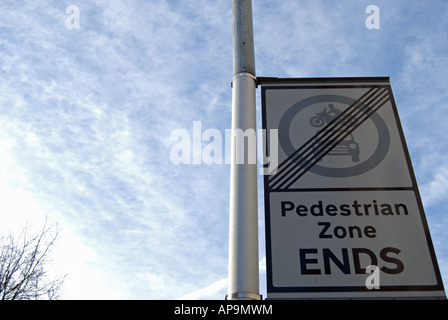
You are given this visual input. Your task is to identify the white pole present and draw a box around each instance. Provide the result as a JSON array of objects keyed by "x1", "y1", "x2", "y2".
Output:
[{"x1": 227, "y1": 0, "x2": 261, "y2": 300}]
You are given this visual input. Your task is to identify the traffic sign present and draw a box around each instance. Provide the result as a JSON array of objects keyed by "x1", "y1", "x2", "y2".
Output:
[{"x1": 261, "y1": 77, "x2": 446, "y2": 299}]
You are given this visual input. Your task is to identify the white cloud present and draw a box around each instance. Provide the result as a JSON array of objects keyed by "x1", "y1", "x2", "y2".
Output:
[
  {"x1": 177, "y1": 278, "x2": 228, "y2": 300},
  {"x1": 420, "y1": 164, "x2": 448, "y2": 207},
  {"x1": 178, "y1": 258, "x2": 268, "y2": 300}
]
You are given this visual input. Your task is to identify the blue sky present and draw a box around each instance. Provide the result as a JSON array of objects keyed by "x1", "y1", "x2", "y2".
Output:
[{"x1": 0, "y1": 0, "x2": 447, "y2": 299}]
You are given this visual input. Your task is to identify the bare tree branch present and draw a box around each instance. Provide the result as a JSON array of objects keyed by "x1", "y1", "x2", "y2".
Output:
[{"x1": 0, "y1": 218, "x2": 66, "y2": 300}]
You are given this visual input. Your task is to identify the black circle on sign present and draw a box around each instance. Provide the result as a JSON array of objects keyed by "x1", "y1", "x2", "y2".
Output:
[{"x1": 278, "y1": 94, "x2": 390, "y2": 178}]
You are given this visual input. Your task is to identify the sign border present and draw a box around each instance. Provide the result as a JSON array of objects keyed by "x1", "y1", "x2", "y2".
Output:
[{"x1": 261, "y1": 77, "x2": 445, "y2": 298}]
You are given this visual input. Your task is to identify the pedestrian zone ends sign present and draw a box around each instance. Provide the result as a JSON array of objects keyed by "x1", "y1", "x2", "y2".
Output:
[{"x1": 261, "y1": 77, "x2": 445, "y2": 299}]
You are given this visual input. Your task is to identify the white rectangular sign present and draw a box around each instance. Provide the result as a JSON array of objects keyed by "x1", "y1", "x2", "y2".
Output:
[{"x1": 261, "y1": 78, "x2": 445, "y2": 299}]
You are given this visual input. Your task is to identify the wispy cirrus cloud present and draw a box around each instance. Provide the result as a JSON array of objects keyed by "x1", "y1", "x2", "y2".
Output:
[{"x1": 0, "y1": 0, "x2": 234, "y2": 299}]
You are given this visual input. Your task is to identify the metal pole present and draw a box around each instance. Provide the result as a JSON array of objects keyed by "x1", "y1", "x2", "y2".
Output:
[{"x1": 227, "y1": 0, "x2": 261, "y2": 300}]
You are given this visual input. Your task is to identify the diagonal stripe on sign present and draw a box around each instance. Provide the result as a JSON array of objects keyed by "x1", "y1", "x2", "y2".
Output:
[
  {"x1": 269, "y1": 88, "x2": 391, "y2": 190},
  {"x1": 280, "y1": 92, "x2": 390, "y2": 189},
  {"x1": 271, "y1": 88, "x2": 390, "y2": 189},
  {"x1": 269, "y1": 87, "x2": 382, "y2": 187},
  {"x1": 271, "y1": 88, "x2": 379, "y2": 179},
  {"x1": 278, "y1": 89, "x2": 389, "y2": 187}
]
